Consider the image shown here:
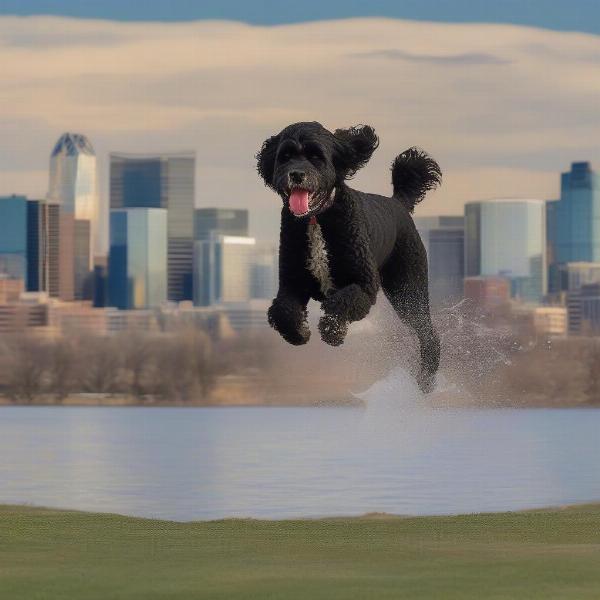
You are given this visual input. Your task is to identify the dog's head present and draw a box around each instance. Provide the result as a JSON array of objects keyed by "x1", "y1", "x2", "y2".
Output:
[{"x1": 256, "y1": 121, "x2": 378, "y2": 218}]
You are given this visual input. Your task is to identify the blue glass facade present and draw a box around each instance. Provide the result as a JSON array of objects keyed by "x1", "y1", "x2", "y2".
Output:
[
  {"x1": 110, "y1": 152, "x2": 195, "y2": 302},
  {"x1": 108, "y1": 208, "x2": 168, "y2": 309},
  {"x1": 194, "y1": 208, "x2": 249, "y2": 240},
  {"x1": 108, "y1": 211, "x2": 128, "y2": 309},
  {"x1": 414, "y1": 216, "x2": 465, "y2": 307},
  {"x1": 122, "y1": 160, "x2": 163, "y2": 208},
  {"x1": 0, "y1": 195, "x2": 28, "y2": 280},
  {"x1": 464, "y1": 199, "x2": 546, "y2": 303},
  {"x1": 26, "y1": 200, "x2": 41, "y2": 291},
  {"x1": 547, "y1": 162, "x2": 600, "y2": 292}
]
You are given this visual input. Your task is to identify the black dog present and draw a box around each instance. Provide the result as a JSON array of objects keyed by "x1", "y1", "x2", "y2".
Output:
[{"x1": 256, "y1": 122, "x2": 441, "y2": 392}]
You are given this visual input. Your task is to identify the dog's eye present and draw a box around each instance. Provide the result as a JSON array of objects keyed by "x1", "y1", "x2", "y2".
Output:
[
  {"x1": 278, "y1": 150, "x2": 293, "y2": 163},
  {"x1": 304, "y1": 145, "x2": 323, "y2": 162}
]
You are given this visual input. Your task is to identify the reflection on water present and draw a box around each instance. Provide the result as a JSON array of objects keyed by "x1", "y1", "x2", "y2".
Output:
[{"x1": 0, "y1": 402, "x2": 599, "y2": 520}]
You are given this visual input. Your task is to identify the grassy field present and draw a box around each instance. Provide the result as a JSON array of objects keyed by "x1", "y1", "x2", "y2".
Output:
[{"x1": 1, "y1": 504, "x2": 600, "y2": 599}]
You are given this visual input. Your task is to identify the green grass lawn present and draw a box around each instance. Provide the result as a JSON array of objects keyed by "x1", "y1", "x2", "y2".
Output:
[{"x1": 1, "y1": 504, "x2": 600, "y2": 599}]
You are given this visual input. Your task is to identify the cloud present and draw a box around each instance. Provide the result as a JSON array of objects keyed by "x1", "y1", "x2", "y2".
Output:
[
  {"x1": 0, "y1": 16, "x2": 599, "y2": 248},
  {"x1": 353, "y1": 49, "x2": 511, "y2": 65}
]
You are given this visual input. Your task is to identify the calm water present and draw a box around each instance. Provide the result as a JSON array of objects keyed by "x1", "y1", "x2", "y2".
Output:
[{"x1": 0, "y1": 401, "x2": 599, "y2": 520}]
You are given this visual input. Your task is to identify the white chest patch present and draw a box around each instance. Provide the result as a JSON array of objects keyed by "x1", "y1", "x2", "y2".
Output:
[{"x1": 307, "y1": 221, "x2": 335, "y2": 296}]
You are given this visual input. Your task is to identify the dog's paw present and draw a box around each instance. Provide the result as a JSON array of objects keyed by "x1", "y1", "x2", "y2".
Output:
[
  {"x1": 268, "y1": 300, "x2": 311, "y2": 346},
  {"x1": 318, "y1": 314, "x2": 348, "y2": 347},
  {"x1": 282, "y1": 323, "x2": 311, "y2": 346},
  {"x1": 321, "y1": 284, "x2": 372, "y2": 323}
]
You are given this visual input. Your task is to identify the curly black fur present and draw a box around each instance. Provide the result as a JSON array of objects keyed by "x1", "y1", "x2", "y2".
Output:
[
  {"x1": 256, "y1": 121, "x2": 442, "y2": 393},
  {"x1": 391, "y1": 147, "x2": 442, "y2": 212}
]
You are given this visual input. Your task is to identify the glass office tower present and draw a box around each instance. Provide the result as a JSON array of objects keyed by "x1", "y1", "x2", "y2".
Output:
[
  {"x1": 194, "y1": 208, "x2": 249, "y2": 240},
  {"x1": 108, "y1": 208, "x2": 168, "y2": 310},
  {"x1": 0, "y1": 195, "x2": 28, "y2": 281},
  {"x1": 47, "y1": 132, "x2": 98, "y2": 299},
  {"x1": 464, "y1": 199, "x2": 546, "y2": 303},
  {"x1": 547, "y1": 162, "x2": 600, "y2": 292},
  {"x1": 250, "y1": 242, "x2": 278, "y2": 300},
  {"x1": 110, "y1": 152, "x2": 195, "y2": 302},
  {"x1": 414, "y1": 216, "x2": 465, "y2": 307},
  {"x1": 194, "y1": 235, "x2": 256, "y2": 306}
]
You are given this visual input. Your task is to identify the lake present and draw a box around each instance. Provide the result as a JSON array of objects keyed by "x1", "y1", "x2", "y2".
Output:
[{"x1": 1, "y1": 399, "x2": 599, "y2": 520}]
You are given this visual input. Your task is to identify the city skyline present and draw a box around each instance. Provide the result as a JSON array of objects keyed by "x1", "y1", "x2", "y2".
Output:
[
  {"x1": 2, "y1": 16, "x2": 600, "y2": 241},
  {"x1": 3, "y1": 160, "x2": 600, "y2": 337}
]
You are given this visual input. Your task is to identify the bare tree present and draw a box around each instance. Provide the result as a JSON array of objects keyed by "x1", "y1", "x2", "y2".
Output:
[
  {"x1": 190, "y1": 330, "x2": 217, "y2": 398},
  {"x1": 3, "y1": 336, "x2": 49, "y2": 403},
  {"x1": 148, "y1": 336, "x2": 195, "y2": 402},
  {"x1": 120, "y1": 331, "x2": 153, "y2": 399},
  {"x1": 47, "y1": 337, "x2": 78, "y2": 402},
  {"x1": 584, "y1": 340, "x2": 600, "y2": 405},
  {"x1": 79, "y1": 335, "x2": 121, "y2": 394}
]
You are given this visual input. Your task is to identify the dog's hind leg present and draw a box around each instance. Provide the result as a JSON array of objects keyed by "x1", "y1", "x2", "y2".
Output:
[{"x1": 381, "y1": 260, "x2": 440, "y2": 394}]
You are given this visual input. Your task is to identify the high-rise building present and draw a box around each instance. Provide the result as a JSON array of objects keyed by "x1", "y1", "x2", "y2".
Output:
[
  {"x1": 414, "y1": 216, "x2": 464, "y2": 308},
  {"x1": 108, "y1": 208, "x2": 168, "y2": 310},
  {"x1": 194, "y1": 235, "x2": 256, "y2": 306},
  {"x1": 556, "y1": 262, "x2": 600, "y2": 293},
  {"x1": 567, "y1": 283, "x2": 600, "y2": 335},
  {"x1": 45, "y1": 203, "x2": 61, "y2": 298},
  {"x1": 0, "y1": 196, "x2": 63, "y2": 297},
  {"x1": 194, "y1": 208, "x2": 249, "y2": 240},
  {"x1": 47, "y1": 133, "x2": 99, "y2": 299},
  {"x1": 547, "y1": 162, "x2": 600, "y2": 292},
  {"x1": 251, "y1": 243, "x2": 278, "y2": 300},
  {"x1": 464, "y1": 199, "x2": 546, "y2": 303},
  {"x1": 26, "y1": 200, "x2": 43, "y2": 291},
  {"x1": 547, "y1": 162, "x2": 600, "y2": 264},
  {"x1": 0, "y1": 195, "x2": 28, "y2": 280},
  {"x1": 110, "y1": 151, "x2": 195, "y2": 302}
]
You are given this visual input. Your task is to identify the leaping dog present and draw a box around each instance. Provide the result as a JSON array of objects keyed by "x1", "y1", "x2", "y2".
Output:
[{"x1": 256, "y1": 122, "x2": 441, "y2": 393}]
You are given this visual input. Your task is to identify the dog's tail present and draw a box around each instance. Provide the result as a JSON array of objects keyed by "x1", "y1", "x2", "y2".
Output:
[{"x1": 391, "y1": 148, "x2": 441, "y2": 212}]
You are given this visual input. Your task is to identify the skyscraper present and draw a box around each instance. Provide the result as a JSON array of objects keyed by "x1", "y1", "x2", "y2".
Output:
[
  {"x1": 194, "y1": 208, "x2": 249, "y2": 240},
  {"x1": 45, "y1": 203, "x2": 61, "y2": 298},
  {"x1": 0, "y1": 195, "x2": 28, "y2": 281},
  {"x1": 414, "y1": 216, "x2": 464, "y2": 307},
  {"x1": 110, "y1": 151, "x2": 195, "y2": 302},
  {"x1": 464, "y1": 199, "x2": 546, "y2": 303},
  {"x1": 107, "y1": 208, "x2": 168, "y2": 310},
  {"x1": 47, "y1": 132, "x2": 99, "y2": 299},
  {"x1": 194, "y1": 235, "x2": 256, "y2": 306},
  {"x1": 250, "y1": 242, "x2": 278, "y2": 300},
  {"x1": 547, "y1": 162, "x2": 600, "y2": 292}
]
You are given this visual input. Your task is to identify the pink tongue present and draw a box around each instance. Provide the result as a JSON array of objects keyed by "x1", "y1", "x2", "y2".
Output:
[{"x1": 289, "y1": 189, "x2": 310, "y2": 215}]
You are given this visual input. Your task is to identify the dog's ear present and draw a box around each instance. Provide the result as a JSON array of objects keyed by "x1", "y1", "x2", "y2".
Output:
[
  {"x1": 256, "y1": 134, "x2": 280, "y2": 188},
  {"x1": 333, "y1": 125, "x2": 379, "y2": 179}
]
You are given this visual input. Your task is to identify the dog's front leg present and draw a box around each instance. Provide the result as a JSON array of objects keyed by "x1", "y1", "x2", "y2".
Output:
[
  {"x1": 268, "y1": 292, "x2": 311, "y2": 346},
  {"x1": 268, "y1": 208, "x2": 313, "y2": 345},
  {"x1": 318, "y1": 284, "x2": 374, "y2": 346}
]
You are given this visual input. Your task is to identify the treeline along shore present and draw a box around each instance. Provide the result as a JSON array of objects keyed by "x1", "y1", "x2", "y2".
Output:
[{"x1": 1, "y1": 305, "x2": 600, "y2": 407}]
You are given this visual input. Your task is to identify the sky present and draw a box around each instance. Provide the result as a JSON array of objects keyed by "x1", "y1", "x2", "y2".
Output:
[
  {"x1": 2, "y1": 1, "x2": 600, "y2": 34},
  {"x1": 1, "y1": 12, "x2": 600, "y2": 250}
]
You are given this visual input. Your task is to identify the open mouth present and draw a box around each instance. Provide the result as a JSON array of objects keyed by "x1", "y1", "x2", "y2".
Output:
[{"x1": 287, "y1": 187, "x2": 323, "y2": 217}]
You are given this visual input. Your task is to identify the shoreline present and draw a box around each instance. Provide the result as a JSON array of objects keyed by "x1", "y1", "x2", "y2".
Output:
[
  {"x1": 1, "y1": 394, "x2": 599, "y2": 408},
  {"x1": 3, "y1": 501, "x2": 600, "y2": 523}
]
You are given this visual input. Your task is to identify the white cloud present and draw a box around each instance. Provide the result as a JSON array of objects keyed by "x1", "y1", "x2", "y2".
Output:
[{"x1": 1, "y1": 16, "x2": 599, "y2": 246}]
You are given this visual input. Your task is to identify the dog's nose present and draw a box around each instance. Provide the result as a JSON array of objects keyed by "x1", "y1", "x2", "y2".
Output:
[{"x1": 289, "y1": 171, "x2": 305, "y2": 185}]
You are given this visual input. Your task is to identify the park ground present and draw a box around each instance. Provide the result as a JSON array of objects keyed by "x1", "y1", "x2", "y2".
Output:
[{"x1": 1, "y1": 504, "x2": 600, "y2": 599}]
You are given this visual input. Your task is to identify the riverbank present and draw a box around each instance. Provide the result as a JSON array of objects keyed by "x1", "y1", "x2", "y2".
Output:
[{"x1": 1, "y1": 503, "x2": 599, "y2": 599}]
